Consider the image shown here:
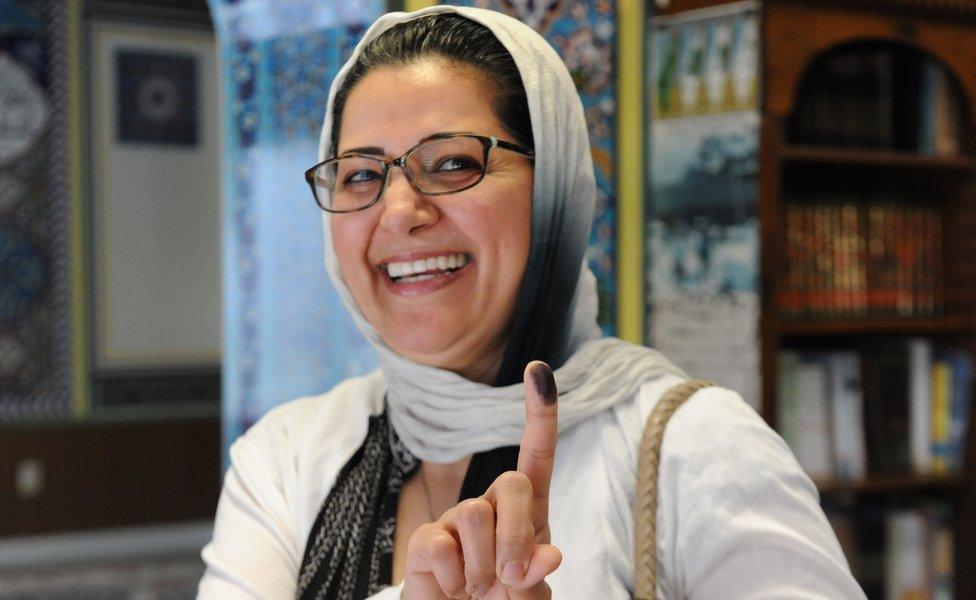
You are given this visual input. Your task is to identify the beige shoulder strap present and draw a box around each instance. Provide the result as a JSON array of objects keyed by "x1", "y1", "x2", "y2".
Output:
[{"x1": 633, "y1": 379, "x2": 714, "y2": 600}]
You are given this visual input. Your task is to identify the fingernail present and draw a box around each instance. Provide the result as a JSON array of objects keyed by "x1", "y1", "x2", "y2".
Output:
[
  {"x1": 472, "y1": 584, "x2": 491, "y2": 598},
  {"x1": 501, "y1": 560, "x2": 528, "y2": 585},
  {"x1": 529, "y1": 362, "x2": 557, "y2": 405}
]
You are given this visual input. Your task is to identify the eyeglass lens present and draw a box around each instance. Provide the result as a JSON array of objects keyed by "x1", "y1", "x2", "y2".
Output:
[{"x1": 312, "y1": 136, "x2": 487, "y2": 212}]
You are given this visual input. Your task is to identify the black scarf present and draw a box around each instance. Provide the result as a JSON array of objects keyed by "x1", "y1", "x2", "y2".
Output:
[{"x1": 296, "y1": 410, "x2": 517, "y2": 599}]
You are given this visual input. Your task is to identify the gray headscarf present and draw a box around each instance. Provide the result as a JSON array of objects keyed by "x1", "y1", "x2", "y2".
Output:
[{"x1": 319, "y1": 5, "x2": 683, "y2": 463}]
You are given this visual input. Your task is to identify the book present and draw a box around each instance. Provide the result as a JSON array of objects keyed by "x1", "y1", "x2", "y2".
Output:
[
  {"x1": 924, "y1": 59, "x2": 962, "y2": 155},
  {"x1": 829, "y1": 504, "x2": 958, "y2": 600},
  {"x1": 908, "y1": 338, "x2": 933, "y2": 474},
  {"x1": 930, "y1": 360, "x2": 952, "y2": 475},
  {"x1": 885, "y1": 509, "x2": 929, "y2": 600},
  {"x1": 918, "y1": 58, "x2": 937, "y2": 154},
  {"x1": 789, "y1": 48, "x2": 961, "y2": 154},
  {"x1": 779, "y1": 343, "x2": 970, "y2": 480},
  {"x1": 777, "y1": 350, "x2": 800, "y2": 450},
  {"x1": 782, "y1": 202, "x2": 942, "y2": 319},
  {"x1": 828, "y1": 351, "x2": 866, "y2": 480},
  {"x1": 793, "y1": 353, "x2": 834, "y2": 479},
  {"x1": 790, "y1": 48, "x2": 894, "y2": 147},
  {"x1": 939, "y1": 347, "x2": 975, "y2": 471},
  {"x1": 862, "y1": 341, "x2": 911, "y2": 474},
  {"x1": 930, "y1": 504, "x2": 954, "y2": 600}
]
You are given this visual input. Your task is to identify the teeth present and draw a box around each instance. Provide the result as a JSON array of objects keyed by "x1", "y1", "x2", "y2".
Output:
[
  {"x1": 384, "y1": 253, "x2": 469, "y2": 279},
  {"x1": 399, "y1": 273, "x2": 437, "y2": 283}
]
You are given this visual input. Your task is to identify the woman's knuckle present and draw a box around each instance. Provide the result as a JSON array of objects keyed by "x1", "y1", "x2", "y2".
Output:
[
  {"x1": 457, "y1": 498, "x2": 493, "y2": 527},
  {"x1": 424, "y1": 531, "x2": 458, "y2": 561},
  {"x1": 497, "y1": 470, "x2": 531, "y2": 492},
  {"x1": 408, "y1": 524, "x2": 441, "y2": 554}
]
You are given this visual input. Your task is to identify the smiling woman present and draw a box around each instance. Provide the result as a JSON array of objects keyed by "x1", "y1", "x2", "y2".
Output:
[
  {"x1": 197, "y1": 6, "x2": 868, "y2": 600},
  {"x1": 331, "y1": 60, "x2": 534, "y2": 384}
]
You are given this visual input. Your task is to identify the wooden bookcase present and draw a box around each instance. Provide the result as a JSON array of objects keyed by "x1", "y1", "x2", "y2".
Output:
[
  {"x1": 763, "y1": 2, "x2": 976, "y2": 598},
  {"x1": 658, "y1": 0, "x2": 976, "y2": 597}
]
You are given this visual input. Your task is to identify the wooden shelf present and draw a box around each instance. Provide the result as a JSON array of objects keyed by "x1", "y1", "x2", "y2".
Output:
[
  {"x1": 776, "y1": 314, "x2": 975, "y2": 337},
  {"x1": 756, "y1": 3, "x2": 976, "y2": 596},
  {"x1": 780, "y1": 145, "x2": 976, "y2": 171},
  {"x1": 816, "y1": 473, "x2": 971, "y2": 497}
]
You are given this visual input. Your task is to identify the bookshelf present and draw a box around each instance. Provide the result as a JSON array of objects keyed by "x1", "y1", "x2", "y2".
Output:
[
  {"x1": 816, "y1": 472, "x2": 970, "y2": 498},
  {"x1": 777, "y1": 315, "x2": 976, "y2": 337},
  {"x1": 780, "y1": 145, "x2": 976, "y2": 171},
  {"x1": 764, "y1": 2, "x2": 976, "y2": 599},
  {"x1": 658, "y1": 0, "x2": 976, "y2": 597}
]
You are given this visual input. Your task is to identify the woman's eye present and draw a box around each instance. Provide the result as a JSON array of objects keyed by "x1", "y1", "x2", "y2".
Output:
[
  {"x1": 435, "y1": 156, "x2": 480, "y2": 172},
  {"x1": 344, "y1": 169, "x2": 381, "y2": 184}
]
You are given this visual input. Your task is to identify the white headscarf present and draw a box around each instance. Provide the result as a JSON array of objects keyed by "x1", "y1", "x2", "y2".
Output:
[{"x1": 318, "y1": 5, "x2": 684, "y2": 463}]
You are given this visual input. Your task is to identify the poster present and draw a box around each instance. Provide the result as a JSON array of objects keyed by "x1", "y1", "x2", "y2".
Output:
[{"x1": 646, "y1": 1, "x2": 761, "y2": 407}]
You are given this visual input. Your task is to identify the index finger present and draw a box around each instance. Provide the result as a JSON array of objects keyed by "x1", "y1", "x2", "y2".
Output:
[{"x1": 517, "y1": 361, "x2": 559, "y2": 507}]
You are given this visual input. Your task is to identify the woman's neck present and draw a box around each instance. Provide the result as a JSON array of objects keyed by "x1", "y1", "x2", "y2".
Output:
[{"x1": 420, "y1": 455, "x2": 472, "y2": 519}]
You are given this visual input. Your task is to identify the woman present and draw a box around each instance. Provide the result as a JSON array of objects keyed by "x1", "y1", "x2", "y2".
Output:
[{"x1": 198, "y1": 6, "x2": 866, "y2": 600}]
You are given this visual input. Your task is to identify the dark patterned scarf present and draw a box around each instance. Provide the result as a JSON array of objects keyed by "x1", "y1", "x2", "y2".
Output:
[{"x1": 296, "y1": 410, "x2": 517, "y2": 599}]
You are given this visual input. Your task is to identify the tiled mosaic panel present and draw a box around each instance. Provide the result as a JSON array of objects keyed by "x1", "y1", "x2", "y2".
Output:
[
  {"x1": 208, "y1": 0, "x2": 383, "y2": 455},
  {"x1": 0, "y1": 0, "x2": 73, "y2": 420}
]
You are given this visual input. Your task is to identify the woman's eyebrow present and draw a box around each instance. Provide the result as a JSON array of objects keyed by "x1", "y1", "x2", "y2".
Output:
[
  {"x1": 339, "y1": 132, "x2": 467, "y2": 157},
  {"x1": 417, "y1": 131, "x2": 465, "y2": 143},
  {"x1": 339, "y1": 145, "x2": 385, "y2": 156}
]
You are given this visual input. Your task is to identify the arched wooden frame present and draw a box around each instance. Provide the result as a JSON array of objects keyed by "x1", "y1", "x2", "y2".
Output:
[
  {"x1": 785, "y1": 37, "x2": 975, "y2": 149},
  {"x1": 764, "y1": 2, "x2": 976, "y2": 122}
]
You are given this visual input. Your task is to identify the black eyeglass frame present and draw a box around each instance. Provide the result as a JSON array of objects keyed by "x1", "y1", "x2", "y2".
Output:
[{"x1": 304, "y1": 132, "x2": 535, "y2": 214}]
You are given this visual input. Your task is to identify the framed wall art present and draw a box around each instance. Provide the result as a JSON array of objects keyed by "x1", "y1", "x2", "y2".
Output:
[{"x1": 88, "y1": 18, "x2": 220, "y2": 411}]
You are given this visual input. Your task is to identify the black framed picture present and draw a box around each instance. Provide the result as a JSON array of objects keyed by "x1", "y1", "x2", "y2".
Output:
[{"x1": 116, "y1": 49, "x2": 198, "y2": 145}]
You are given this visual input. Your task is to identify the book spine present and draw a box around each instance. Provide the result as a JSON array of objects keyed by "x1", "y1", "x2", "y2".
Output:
[
  {"x1": 862, "y1": 344, "x2": 911, "y2": 473},
  {"x1": 867, "y1": 206, "x2": 886, "y2": 315},
  {"x1": 930, "y1": 505, "x2": 954, "y2": 600},
  {"x1": 931, "y1": 361, "x2": 952, "y2": 475},
  {"x1": 928, "y1": 211, "x2": 944, "y2": 314},
  {"x1": 794, "y1": 352, "x2": 835, "y2": 480},
  {"x1": 830, "y1": 351, "x2": 866, "y2": 479},
  {"x1": 909, "y1": 338, "x2": 933, "y2": 474},
  {"x1": 885, "y1": 510, "x2": 931, "y2": 600},
  {"x1": 948, "y1": 349, "x2": 975, "y2": 472}
]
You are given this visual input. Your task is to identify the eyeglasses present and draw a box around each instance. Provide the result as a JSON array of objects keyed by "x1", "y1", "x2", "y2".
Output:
[{"x1": 304, "y1": 132, "x2": 534, "y2": 213}]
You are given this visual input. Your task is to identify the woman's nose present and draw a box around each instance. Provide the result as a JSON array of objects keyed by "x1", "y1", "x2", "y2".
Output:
[{"x1": 377, "y1": 168, "x2": 438, "y2": 236}]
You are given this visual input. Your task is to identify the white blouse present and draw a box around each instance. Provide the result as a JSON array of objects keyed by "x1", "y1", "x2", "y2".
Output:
[{"x1": 196, "y1": 370, "x2": 867, "y2": 599}]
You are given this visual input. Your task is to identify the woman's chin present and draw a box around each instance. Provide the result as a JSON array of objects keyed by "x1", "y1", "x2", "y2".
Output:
[
  {"x1": 383, "y1": 334, "x2": 501, "y2": 383},
  {"x1": 385, "y1": 338, "x2": 463, "y2": 369}
]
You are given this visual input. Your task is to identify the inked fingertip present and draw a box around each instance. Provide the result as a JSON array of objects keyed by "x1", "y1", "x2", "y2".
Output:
[{"x1": 528, "y1": 361, "x2": 557, "y2": 405}]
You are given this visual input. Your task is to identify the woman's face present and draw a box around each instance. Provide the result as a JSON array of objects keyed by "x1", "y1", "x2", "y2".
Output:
[{"x1": 332, "y1": 59, "x2": 533, "y2": 383}]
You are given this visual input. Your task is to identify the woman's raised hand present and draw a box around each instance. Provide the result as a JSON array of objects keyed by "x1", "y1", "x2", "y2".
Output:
[{"x1": 402, "y1": 361, "x2": 562, "y2": 600}]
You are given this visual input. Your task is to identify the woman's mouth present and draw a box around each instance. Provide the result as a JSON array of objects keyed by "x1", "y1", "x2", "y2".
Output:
[{"x1": 382, "y1": 252, "x2": 472, "y2": 283}]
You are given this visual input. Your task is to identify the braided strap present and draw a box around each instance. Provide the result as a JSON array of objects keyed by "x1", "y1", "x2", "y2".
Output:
[{"x1": 633, "y1": 380, "x2": 713, "y2": 600}]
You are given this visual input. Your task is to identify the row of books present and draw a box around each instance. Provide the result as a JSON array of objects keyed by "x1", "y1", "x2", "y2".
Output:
[
  {"x1": 777, "y1": 339, "x2": 973, "y2": 480},
  {"x1": 829, "y1": 504, "x2": 953, "y2": 600},
  {"x1": 790, "y1": 47, "x2": 963, "y2": 154},
  {"x1": 779, "y1": 202, "x2": 942, "y2": 319}
]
